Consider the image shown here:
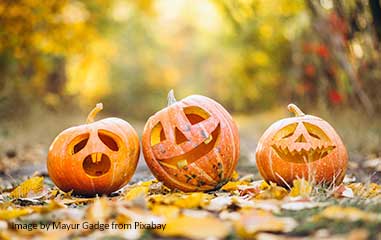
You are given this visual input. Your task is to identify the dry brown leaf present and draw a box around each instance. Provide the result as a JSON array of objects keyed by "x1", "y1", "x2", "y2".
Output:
[
  {"x1": 158, "y1": 215, "x2": 230, "y2": 239},
  {"x1": 9, "y1": 176, "x2": 44, "y2": 199},
  {"x1": 333, "y1": 184, "x2": 354, "y2": 198}
]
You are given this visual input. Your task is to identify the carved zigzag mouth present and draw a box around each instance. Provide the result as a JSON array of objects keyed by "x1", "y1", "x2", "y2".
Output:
[{"x1": 271, "y1": 143, "x2": 336, "y2": 163}]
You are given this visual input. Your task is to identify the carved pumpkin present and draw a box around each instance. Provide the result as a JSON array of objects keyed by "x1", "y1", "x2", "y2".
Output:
[
  {"x1": 47, "y1": 103, "x2": 140, "y2": 195},
  {"x1": 142, "y1": 90, "x2": 240, "y2": 192},
  {"x1": 256, "y1": 104, "x2": 348, "y2": 186}
]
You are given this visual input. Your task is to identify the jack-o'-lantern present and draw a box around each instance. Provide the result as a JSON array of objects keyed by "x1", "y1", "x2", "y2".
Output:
[
  {"x1": 142, "y1": 90, "x2": 240, "y2": 192},
  {"x1": 256, "y1": 104, "x2": 347, "y2": 186},
  {"x1": 47, "y1": 103, "x2": 140, "y2": 195}
]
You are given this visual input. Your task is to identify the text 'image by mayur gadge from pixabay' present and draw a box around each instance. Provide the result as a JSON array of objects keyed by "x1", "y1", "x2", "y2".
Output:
[{"x1": 10, "y1": 221, "x2": 167, "y2": 232}]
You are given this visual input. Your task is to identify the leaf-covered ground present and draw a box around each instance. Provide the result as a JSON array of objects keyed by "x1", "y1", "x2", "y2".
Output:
[
  {"x1": 0, "y1": 169, "x2": 381, "y2": 239},
  {"x1": 0, "y1": 110, "x2": 380, "y2": 239}
]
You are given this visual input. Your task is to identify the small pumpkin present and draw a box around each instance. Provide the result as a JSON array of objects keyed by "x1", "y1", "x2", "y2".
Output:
[
  {"x1": 142, "y1": 90, "x2": 240, "y2": 192},
  {"x1": 47, "y1": 103, "x2": 140, "y2": 195},
  {"x1": 256, "y1": 104, "x2": 348, "y2": 186}
]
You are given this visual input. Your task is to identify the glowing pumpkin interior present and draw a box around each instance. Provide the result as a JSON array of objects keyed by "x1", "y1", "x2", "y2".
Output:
[
  {"x1": 271, "y1": 122, "x2": 336, "y2": 163},
  {"x1": 150, "y1": 106, "x2": 221, "y2": 169},
  {"x1": 67, "y1": 130, "x2": 121, "y2": 177}
]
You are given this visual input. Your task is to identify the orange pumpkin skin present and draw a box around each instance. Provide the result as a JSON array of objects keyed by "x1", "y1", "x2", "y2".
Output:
[
  {"x1": 47, "y1": 104, "x2": 140, "y2": 195},
  {"x1": 256, "y1": 104, "x2": 348, "y2": 186},
  {"x1": 142, "y1": 91, "x2": 240, "y2": 192}
]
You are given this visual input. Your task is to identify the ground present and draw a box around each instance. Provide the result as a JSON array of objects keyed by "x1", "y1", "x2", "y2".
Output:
[{"x1": 0, "y1": 107, "x2": 380, "y2": 239}]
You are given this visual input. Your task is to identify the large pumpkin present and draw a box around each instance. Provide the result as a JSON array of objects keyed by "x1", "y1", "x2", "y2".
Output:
[
  {"x1": 142, "y1": 90, "x2": 240, "y2": 192},
  {"x1": 47, "y1": 103, "x2": 140, "y2": 195},
  {"x1": 256, "y1": 104, "x2": 348, "y2": 186}
]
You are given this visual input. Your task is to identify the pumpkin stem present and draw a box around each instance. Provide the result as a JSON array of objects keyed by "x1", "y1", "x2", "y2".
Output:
[
  {"x1": 87, "y1": 103, "x2": 103, "y2": 123},
  {"x1": 288, "y1": 103, "x2": 305, "y2": 117},
  {"x1": 167, "y1": 89, "x2": 177, "y2": 106}
]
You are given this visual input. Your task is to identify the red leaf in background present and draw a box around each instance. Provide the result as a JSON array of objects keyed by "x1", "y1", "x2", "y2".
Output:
[
  {"x1": 316, "y1": 44, "x2": 330, "y2": 59},
  {"x1": 329, "y1": 90, "x2": 343, "y2": 105},
  {"x1": 304, "y1": 64, "x2": 316, "y2": 77},
  {"x1": 329, "y1": 12, "x2": 348, "y2": 39}
]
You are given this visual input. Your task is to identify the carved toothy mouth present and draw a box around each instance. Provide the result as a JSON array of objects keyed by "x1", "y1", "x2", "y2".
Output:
[
  {"x1": 158, "y1": 124, "x2": 221, "y2": 169},
  {"x1": 272, "y1": 144, "x2": 336, "y2": 163},
  {"x1": 82, "y1": 153, "x2": 111, "y2": 177}
]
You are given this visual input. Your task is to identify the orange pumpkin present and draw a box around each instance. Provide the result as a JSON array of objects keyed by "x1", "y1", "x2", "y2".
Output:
[
  {"x1": 256, "y1": 104, "x2": 348, "y2": 186},
  {"x1": 142, "y1": 90, "x2": 240, "y2": 192},
  {"x1": 47, "y1": 103, "x2": 140, "y2": 195}
]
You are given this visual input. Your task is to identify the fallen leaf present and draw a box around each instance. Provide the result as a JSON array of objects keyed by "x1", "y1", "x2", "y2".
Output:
[
  {"x1": 235, "y1": 209, "x2": 296, "y2": 237},
  {"x1": 221, "y1": 180, "x2": 249, "y2": 191},
  {"x1": 348, "y1": 182, "x2": 381, "y2": 198},
  {"x1": 281, "y1": 200, "x2": 328, "y2": 211},
  {"x1": 313, "y1": 206, "x2": 381, "y2": 222},
  {"x1": 148, "y1": 192, "x2": 212, "y2": 209},
  {"x1": 333, "y1": 184, "x2": 354, "y2": 198},
  {"x1": 0, "y1": 208, "x2": 33, "y2": 220},
  {"x1": 9, "y1": 176, "x2": 44, "y2": 199},
  {"x1": 158, "y1": 215, "x2": 230, "y2": 239},
  {"x1": 256, "y1": 182, "x2": 288, "y2": 200},
  {"x1": 206, "y1": 195, "x2": 232, "y2": 211},
  {"x1": 289, "y1": 179, "x2": 312, "y2": 198},
  {"x1": 124, "y1": 185, "x2": 149, "y2": 201},
  {"x1": 151, "y1": 205, "x2": 180, "y2": 219}
]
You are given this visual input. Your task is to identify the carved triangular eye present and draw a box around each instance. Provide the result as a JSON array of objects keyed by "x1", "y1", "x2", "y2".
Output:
[
  {"x1": 98, "y1": 130, "x2": 119, "y2": 151},
  {"x1": 70, "y1": 133, "x2": 89, "y2": 155},
  {"x1": 302, "y1": 122, "x2": 330, "y2": 141},
  {"x1": 272, "y1": 123, "x2": 298, "y2": 141},
  {"x1": 151, "y1": 122, "x2": 166, "y2": 146},
  {"x1": 183, "y1": 106, "x2": 210, "y2": 125}
]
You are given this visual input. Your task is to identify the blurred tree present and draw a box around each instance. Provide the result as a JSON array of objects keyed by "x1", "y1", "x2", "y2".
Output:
[
  {"x1": 0, "y1": 0, "x2": 114, "y2": 114},
  {"x1": 297, "y1": 0, "x2": 381, "y2": 115},
  {"x1": 213, "y1": 0, "x2": 306, "y2": 111}
]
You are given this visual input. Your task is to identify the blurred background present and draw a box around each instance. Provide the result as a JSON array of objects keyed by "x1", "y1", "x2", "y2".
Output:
[{"x1": 0, "y1": 0, "x2": 380, "y2": 180}]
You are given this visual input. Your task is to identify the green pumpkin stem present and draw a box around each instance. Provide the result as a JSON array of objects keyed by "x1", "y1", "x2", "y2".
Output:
[
  {"x1": 87, "y1": 103, "x2": 103, "y2": 123},
  {"x1": 167, "y1": 89, "x2": 177, "y2": 106},
  {"x1": 288, "y1": 103, "x2": 305, "y2": 117}
]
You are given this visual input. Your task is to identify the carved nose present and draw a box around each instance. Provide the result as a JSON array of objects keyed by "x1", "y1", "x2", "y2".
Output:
[{"x1": 294, "y1": 134, "x2": 307, "y2": 143}]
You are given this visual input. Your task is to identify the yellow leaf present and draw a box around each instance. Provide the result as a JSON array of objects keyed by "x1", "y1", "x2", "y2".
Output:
[
  {"x1": 151, "y1": 205, "x2": 180, "y2": 219},
  {"x1": 124, "y1": 185, "x2": 149, "y2": 201},
  {"x1": 9, "y1": 176, "x2": 44, "y2": 199},
  {"x1": 148, "y1": 193, "x2": 212, "y2": 209},
  {"x1": 31, "y1": 200, "x2": 64, "y2": 214},
  {"x1": 256, "y1": 182, "x2": 288, "y2": 200},
  {"x1": 221, "y1": 181, "x2": 249, "y2": 191},
  {"x1": 231, "y1": 171, "x2": 239, "y2": 181},
  {"x1": 348, "y1": 183, "x2": 381, "y2": 198},
  {"x1": 313, "y1": 206, "x2": 381, "y2": 222},
  {"x1": 289, "y1": 179, "x2": 312, "y2": 198},
  {"x1": 0, "y1": 208, "x2": 33, "y2": 220},
  {"x1": 158, "y1": 215, "x2": 230, "y2": 239}
]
